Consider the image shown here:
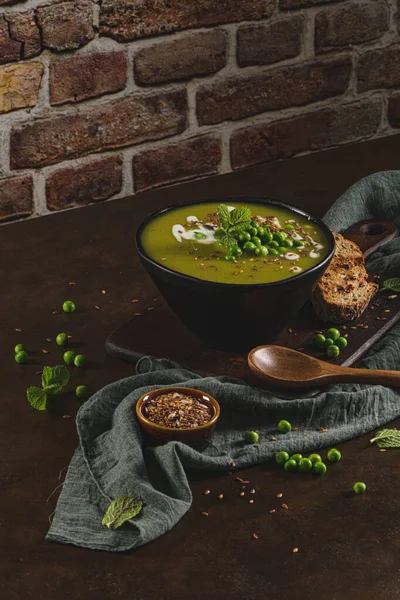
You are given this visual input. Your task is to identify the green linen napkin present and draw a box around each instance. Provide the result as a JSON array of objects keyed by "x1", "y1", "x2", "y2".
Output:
[{"x1": 47, "y1": 171, "x2": 400, "y2": 552}]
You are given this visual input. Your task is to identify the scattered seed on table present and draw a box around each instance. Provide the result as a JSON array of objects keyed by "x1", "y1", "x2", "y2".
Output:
[
  {"x1": 201, "y1": 512, "x2": 209, "y2": 517},
  {"x1": 388, "y1": 295, "x2": 398, "y2": 300},
  {"x1": 15, "y1": 328, "x2": 23, "y2": 332},
  {"x1": 203, "y1": 489, "x2": 210, "y2": 495},
  {"x1": 292, "y1": 427, "x2": 299, "y2": 431},
  {"x1": 94, "y1": 306, "x2": 100, "y2": 310},
  {"x1": 52, "y1": 311, "x2": 59, "y2": 315},
  {"x1": 252, "y1": 533, "x2": 259, "y2": 540},
  {"x1": 282, "y1": 504, "x2": 289, "y2": 510},
  {"x1": 67, "y1": 335, "x2": 72, "y2": 339},
  {"x1": 231, "y1": 461, "x2": 236, "y2": 467},
  {"x1": 42, "y1": 349, "x2": 49, "y2": 354},
  {"x1": 135, "y1": 312, "x2": 143, "y2": 316},
  {"x1": 35, "y1": 371, "x2": 42, "y2": 376},
  {"x1": 350, "y1": 326, "x2": 357, "y2": 330},
  {"x1": 293, "y1": 548, "x2": 299, "y2": 553},
  {"x1": 46, "y1": 338, "x2": 52, "y2": 342},
  {"x1": 239, "y1": 492, "x2": 245, "y2": 497},
  {"x1": 342, "y1": 325, "x2": 347, "y2": 330},
  {"x1": 384, "y1": 309, "x2": 390, "y2": 313},
  {"x1": 218, "y1": 494, "x2": 224, "y2": 499},
  {"x1": 235, "y1": 477, "x2": 249, "y2": 484},
  {"x1": 288, "y1": 328, "x2": 293, "y2": 333},
  {"x1": 380, "y1": 449, "x2": 387, "y2": 452},
  {"x1": 63, "y1": 415, "x2": 72, "y2": 419},
  {"x1": 101, "y1": 290, "x2": 106, "y2": 294},
  {"x1": 271, "y1": 437, "x2": 277, "y2": 441},
  {"x1": 249, "y1": 499, "x2": 254, "y2": 504},
  {"x1": 269, "y1": 509, "x2": 276, "y2": 514},
  {"x1": 276, "y1": 493, "x2": 283, "y2": 498},
  {"x1": 250, "y1": 489, "x2": 255, "y2": 494},
  {"x1": 132, "y1": 299, "x2": 139, "y2": 303},
  {"x1": 68, "y1": 281, "x2": 76, "y2": 286},
  {"x1": 147, "y1": 307, "x2": 155, "y2": 311}
]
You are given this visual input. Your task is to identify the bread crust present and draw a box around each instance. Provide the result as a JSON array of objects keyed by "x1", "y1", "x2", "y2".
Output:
[{"x1": 312, "y1": 233, "x2": 378, "y2": 323}]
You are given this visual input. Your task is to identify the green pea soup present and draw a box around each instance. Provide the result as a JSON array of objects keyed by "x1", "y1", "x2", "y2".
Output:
[{"x1": 140, "y1": 202, "x2": 329, "y2": 284}]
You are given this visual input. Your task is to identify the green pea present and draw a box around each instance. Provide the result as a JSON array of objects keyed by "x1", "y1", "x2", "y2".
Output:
[
  {"x1": 230, "y1": 245, "x2": 242, "y2": 257},
  {"x1": 327, "y1": 344, "x2": 340, "y2": 358},
  {"x1": 249, "y1": 227, "x2": 258, "y2": 237},
  {"x1": 76, "y1": 385, "x2": 89, "y2": 399},
  {"x1": 308, "y1": 453, "x2": 322, "y2": 464},
  {"x1": 56, "y1": 333, "x2": 68, "y2": 346},
  {"x1": 259, "y1": 246, "x2": 269, "y2": 257},
  {"x1": 275, "y1": 451, "x2": 290, "y2": 466},
  {"x1": 281, "y1": 238, "x2": 294, "y2": 248},
  {"x1": 14, "y1": 343, "x2": 25, "y2": 353},
  {"x1": 283, "y1": 459, "x2": 297, "y2": 472},
  {"x1": 251, "y1": 236, "x2": 262, "y2": 247},
  {"x1": 278, "y1": 419, "x2": 292, "y2": 433},
  {"x1": 273, "y1": 232, "x2": 287, "y2": 244},
  {"x1": 62, "y1": 300, "x2": 76, "y2": 313},
  {"x1": 324, "y1": 337, "x2": 334, "y2": 348},
  {"x1": 225, "y1": 255, "x2": 235, "y2": 261},
  {"x1": 327, "y1": 448, "x2": 341, "y2": 462},
  {"x1": 284, "y1": 224, "x2": 294, "y2": 230},
  {"x1": 239, "y1": 231, "x2": 251, "y2": 242},
  {"x1": 244, "y1": 241, "x2": 256, "y2": 252},
  {"x1": 269, "y1": 248, "x2": 280, "y2": 256},
  {"x1": 254, "y1": 247, "x2": 261, "y2": 256},
  {"x1": 63, "y1": 350, "x2": 76, "y2": 365},
  {"x1": 269, "y1": 240, "x2": 279, "y2": 248},
  {"x1": 194, "y1": 232, "x2": 206, "y2": 240},
  {"x1": 298, "y1": 458, "x2": 313, "y2": 473},
  {"x1": 314, "y1": 461, "x2": 327, "y2": 475},
  {"x1": 325, "y1": 328, "x2": 341, "y2": 341},
  {"x1": 353, "y1": 481, "x2": 366, "y2": 494},
  {"x1": 294, "y1": 240, "x2": 305, "y2": 248},
  {"x1": 313, "y1": 334, "x2": 326, "y2": 348},
  {"x1": 15, "y1": 351, "x2": 28, "y2": 364},
  {"x1": 335, "y1": 336, "x2": 348, "y2": 349},
  {"x1": 74, "y1": 354, "x2": 85, "y2": 367},
  {"x1": 262, "y1": 231, "x2": 273, "y2": 245},
  {"x1": 277, "y1": 247, "x2": 287, "y2": 254},
  {"x1": 290, "y1": 453, "x2": 302, "y2": 464},
  {"x1": 250, "y1": 221, "x2": 259, "y2": 229},
  {"x1": 244, "y1": 430, "x2": 259, "y2": 444}
]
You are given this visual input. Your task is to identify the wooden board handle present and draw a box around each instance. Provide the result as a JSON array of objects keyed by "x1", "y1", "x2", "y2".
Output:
[{"x1": 343, "y1": 219, "x2": 399, "y2": 258}]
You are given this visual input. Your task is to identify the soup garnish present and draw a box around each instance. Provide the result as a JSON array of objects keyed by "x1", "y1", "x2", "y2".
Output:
[{"x1": 141, "y1": 202, "x2": 329, "y2": 284}]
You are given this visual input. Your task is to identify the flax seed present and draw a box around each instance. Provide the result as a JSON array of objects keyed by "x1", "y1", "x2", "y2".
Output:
[
  {"x1": 68, "y1": 281, "x2": 76, "y2": 285},
  {"x1": 231, "y1": 462, "x2": 236, "y2": 467},
  {"x1": 131, "y1": 299, "x2": 139, "y2": 303},
  {"x1": 276, "y1": 493, "x2": 283, "y2": 498},
  {"x1": 388, "y1": 295, "x2": 398, "y2": 300},
  {"x1": 63, "y1": 415, "x2": 72, "y2": 419},
  {"x1": 380, "y1": 449, "x2": 387, "y2": 452},
  {"x1": 250, "y1": 489, "x2": 255, "y2": 494},
  {"x1": 101, "y1": 290, "x2": 106, "y2": 294},
  {"x1": 46, "y1": 338, "x2": 52, "y2": 343},
  {"x1": 293, "y1": 548, "x2": 299, "y2": 553},
  {"x1": 15, "y1": 328, "x2": 23, "y2": 332},
  {"x1": 240, "y1": 491, "x2": 245, "y2": 497},
  {"x1": 94, "y1": 305, "x2": 100, "y2": 310},
  {"x1": 52, "y1": 311, "x2": 59, "y2": 315},
  {"x1": 235, "y1": 477, "x2": 249, "y2": 484},
  {"x1": 201, "y1": 511, "x2": 209, "y2": 517},
  {"x1": 203, "y1": 489, "x2": 211, "y2": 495},
  {"x1": 218, "y1": 494, "x2": 224, "y2": 500},
  {"x1": 135, "y1": 312, "x2": 143, "y2": 316},
  {"x1": 269, "y1": 509, "x2": 276, "y2": 514},
  {"x1": 252, "y1": 533, "x2": 259, "y2": 539},
  {"x1": 384, "y1": 309, "x2": 390, "y2": 313},
  {"x1": 42, "y1": 349, "x2": 49, "y2": 354},
  {"x1": 249, "y1": 499, "x2": 254, "y2": 504},
  {"x1": 282, "y1": 503, "x2": 289, "y2": 510}
]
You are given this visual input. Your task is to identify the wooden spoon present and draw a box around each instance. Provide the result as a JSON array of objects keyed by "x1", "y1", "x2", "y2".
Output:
[{"x1": 248, "y1": 345, "x2": 400, "y2": 388}]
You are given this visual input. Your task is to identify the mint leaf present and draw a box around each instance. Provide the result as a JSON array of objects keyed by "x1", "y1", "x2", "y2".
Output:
[
  {"x1": 382, "y1": 278, "x2": 400, "y2": 293},
  {"x1": 217, "y1": 204, "x2": 231, "y2": 230},
  {"x1": 228, "y1": 206, "x2": 251, "y2": 232},
  {"x1": 218, "y1": 231, "x2": 237, "y2": 249},
  {"x1": 370, "y1": 429, "x2": 400, "y2": 448},
  {"x1": 42, "y1": 365, "x2": 70, "y2": 395},
  {"x1": 27, "y1": 386, "x2": 47, "y2": 411},
  {"x1": 102, "y1": 495, "x2": 143, "y2": 529}
]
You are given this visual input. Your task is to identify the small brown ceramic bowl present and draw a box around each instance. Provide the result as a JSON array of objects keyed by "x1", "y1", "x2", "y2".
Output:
[{"x1": 136, "y1": 387, "x2": 220, "y2": 445}]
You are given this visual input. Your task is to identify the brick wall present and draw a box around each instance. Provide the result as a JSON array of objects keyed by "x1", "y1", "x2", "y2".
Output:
[{"x1": 0, "y1": 0, "x2": 399, "y2": 223}]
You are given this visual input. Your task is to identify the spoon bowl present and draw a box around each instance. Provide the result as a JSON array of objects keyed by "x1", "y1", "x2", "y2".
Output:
[{"x1": 248, "y1": 345, "x2": 400, "y2": 388}]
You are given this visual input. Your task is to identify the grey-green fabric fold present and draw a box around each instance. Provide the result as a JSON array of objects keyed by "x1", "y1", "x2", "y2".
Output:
[{"x1": 46, "y1": 171, "x2": 400, "y2": 552}]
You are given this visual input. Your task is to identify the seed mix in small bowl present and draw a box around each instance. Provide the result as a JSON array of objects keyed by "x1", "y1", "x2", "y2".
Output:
[{"x1": 143, "y1": 391, "x2": 214, "y2": 429}]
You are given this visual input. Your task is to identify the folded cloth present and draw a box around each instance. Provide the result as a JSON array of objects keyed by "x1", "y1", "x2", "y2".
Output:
[{"x1": 47, "y1": 171, "x2": 400, "y2": 552}]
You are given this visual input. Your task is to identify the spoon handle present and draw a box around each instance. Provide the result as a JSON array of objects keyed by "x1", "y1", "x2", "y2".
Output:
[{"x1": 330, "y1": 366, "x2": 400, "y2": 386}]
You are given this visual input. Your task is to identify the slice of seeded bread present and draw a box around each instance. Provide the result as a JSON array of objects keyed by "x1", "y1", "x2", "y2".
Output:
[{"x1": 312, "y1": 233, "x2": 378, "y2": 323}]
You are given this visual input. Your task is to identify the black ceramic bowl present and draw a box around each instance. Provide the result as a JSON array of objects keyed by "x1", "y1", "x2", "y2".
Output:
[{"x1": 136, "y1": 198, "x2": 335, "y2": 352}]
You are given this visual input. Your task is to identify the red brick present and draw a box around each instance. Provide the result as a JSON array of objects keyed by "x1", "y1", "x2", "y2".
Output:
[
  {"x1": 37, "y1": 0, "x2": 94, "y2": 51},
  {"x1": 133, "y1": 134, "x2": 221, "y2": 192},
  {"x1": 358, "y1": 45, "x2": 400, "y2": 92},
  {"x1": 0, "y1": 176, "x2": 33, "y2": 222},
  {"x1": 231, "y1": 98, "x2": 382, "y2": 169},
  {"x1": 237, "y1": 15, "x2": 303, "y2": 67},
  {"x1": 388, "y1": 94, "x2": 400, "y2": 128},
  {"x1": 46, "y1": 156, "x2": 123, "y2": 211},
  {"x1": 196, "y1": 57, "x2": 351, "y2": 125},
  {"x1": 50, "y1": 52, "x2": 127, "y2": 105},
  {"x1": 8, "y1": 12, "x2": 41, "y2": 59},
  {"x1": 10, "y1": 89, "x2": 187, "y2": 169},
  {"x1": 0, "y1": 15, "x2": 21, "y2": 65},
  {"x1": 315, "y1": 1, "x2": 389, "y2": 53},
  {"x1": 100, "y1": 0, "x2": 274, "y2": 42},
  {"x1": 281, "y1": 0, "x2": 342, "y2": 8},
  {"x1": 134, "y1": 30, "x2": 226, "y2": 86}
]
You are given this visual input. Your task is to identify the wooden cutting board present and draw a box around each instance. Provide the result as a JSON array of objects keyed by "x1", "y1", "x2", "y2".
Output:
[{"x1": 106, "y1": 219, "x2": 399, "y2": 394}]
